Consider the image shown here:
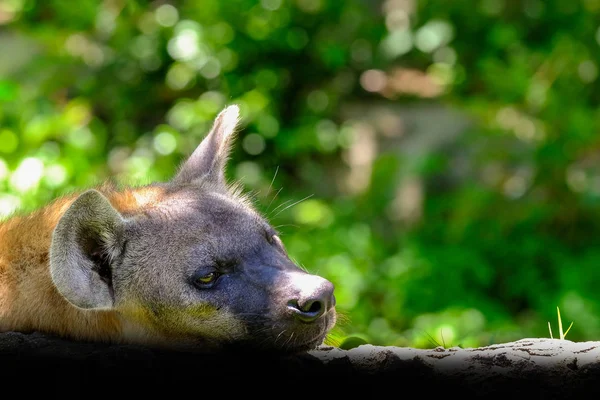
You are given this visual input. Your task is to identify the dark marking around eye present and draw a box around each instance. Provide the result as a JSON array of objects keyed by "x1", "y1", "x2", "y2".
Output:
[
  {"x1": 191, "y1": 269, "x2": 223, "y2": 290},
  {"x1": 216, "y1": 259, "x2": 237, "y2": 272}
]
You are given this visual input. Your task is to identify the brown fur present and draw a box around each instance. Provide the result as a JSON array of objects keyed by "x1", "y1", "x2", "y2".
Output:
[{"x1": 0, "y1": 184, "x2": 167, "y2": 342}]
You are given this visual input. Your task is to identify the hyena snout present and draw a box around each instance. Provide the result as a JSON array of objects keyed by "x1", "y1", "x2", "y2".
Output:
[{"x1": 285, "y1": 274, "x2": 336, "y2": 323}]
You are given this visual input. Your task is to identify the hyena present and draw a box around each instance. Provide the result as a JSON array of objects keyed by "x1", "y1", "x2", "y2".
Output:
[{"x1": 0, "y1": 105, "x2": 336, "y2": 353}]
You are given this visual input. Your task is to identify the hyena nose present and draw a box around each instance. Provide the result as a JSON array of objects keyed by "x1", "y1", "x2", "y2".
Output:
[{"x1": 287, "y1": 278, "x2": 335, "y2": 323}]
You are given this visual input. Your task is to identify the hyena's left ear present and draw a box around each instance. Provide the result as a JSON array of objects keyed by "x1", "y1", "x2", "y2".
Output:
[
  {"x1": 50, "y1": 189, "x2": 126, "y2": 310},
  {"x1": 173, "y1": 104, "x2": 240, "y2": 186}
]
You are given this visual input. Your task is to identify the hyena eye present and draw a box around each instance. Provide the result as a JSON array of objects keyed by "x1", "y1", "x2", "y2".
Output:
[{"x1": 193, "y1": 271, "x2": 221, "y2": 289}]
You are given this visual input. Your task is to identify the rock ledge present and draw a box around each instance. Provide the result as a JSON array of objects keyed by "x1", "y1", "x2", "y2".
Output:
[{"x1": 2, "y1": 332, "x2": 597, "y2": 397}]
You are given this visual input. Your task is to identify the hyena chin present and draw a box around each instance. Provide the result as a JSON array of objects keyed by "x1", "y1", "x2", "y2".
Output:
[{"x1": 0, "y1": 105, "x2": 336, "y2": 353}]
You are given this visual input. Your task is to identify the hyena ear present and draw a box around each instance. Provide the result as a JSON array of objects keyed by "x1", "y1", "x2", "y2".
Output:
[
  {"x1": 50, "y1": 189, "x2": 126, "y2": 310},
  {"x1": 173, "y1": 104, "x2": 240, "y2": 186}
]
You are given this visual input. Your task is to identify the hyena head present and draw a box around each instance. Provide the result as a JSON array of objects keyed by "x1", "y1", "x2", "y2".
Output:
[{"x1": 49, "y1": 105, "x2": 336, "y2": 353}]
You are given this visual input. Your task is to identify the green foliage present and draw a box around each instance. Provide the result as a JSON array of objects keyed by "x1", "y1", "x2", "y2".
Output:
[{"x1": 2, "y1": 0, "x2": 600, "y2": 348}]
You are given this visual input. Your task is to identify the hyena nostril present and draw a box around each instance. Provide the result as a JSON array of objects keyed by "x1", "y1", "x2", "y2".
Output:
[
  {"x1": 287, "y1": 298, "x2": 325, "y2": 322},
  {"x1": 300, "y1": 298, "x2": 324, "y2": 315}
]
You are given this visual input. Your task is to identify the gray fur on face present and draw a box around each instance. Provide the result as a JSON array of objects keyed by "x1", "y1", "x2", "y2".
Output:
[{"x1": 49, "y1": 105, "x2": 337, "y2": 352}]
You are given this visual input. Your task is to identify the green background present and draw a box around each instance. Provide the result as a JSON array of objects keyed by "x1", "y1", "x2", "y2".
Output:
[{"x1": 2, "y1": 0, "x2": 600, "y2": 349}]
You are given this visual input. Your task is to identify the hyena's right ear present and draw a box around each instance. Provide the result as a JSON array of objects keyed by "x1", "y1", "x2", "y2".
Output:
[
  {"x1": 50, "y1": 189, "x2": 126, "y2": 310},
  {"x1": 173, "y1": 104, "x2": 240, "y2": 186}
]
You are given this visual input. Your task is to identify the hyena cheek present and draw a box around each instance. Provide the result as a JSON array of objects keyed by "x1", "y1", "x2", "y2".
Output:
[{"x1": 181, "y1": 306, "x2": 248, "y2": 340}]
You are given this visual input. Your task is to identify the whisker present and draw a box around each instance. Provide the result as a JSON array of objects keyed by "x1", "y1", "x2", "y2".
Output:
[
  {"x1": 272, "y1": 194, "x2": 314, "y2": 218},
  {"x1": 298, "y1": 262, "x2": 309, "y2": 273},
  {"x1": 273, "y1": 224, "x2": 299, "y2": 230},
  {"x1": 245, "y1": 189, "x2": 260, "y2": 205},
  {"x1": 267, "y1": 165, "x2": 279, "y2": 195},
  {"x1": 263, "y1": 166, "x2": 281, "y2": 211},
  {"x1": 285, "y1": 332, "x2": 295, "y2": 349},
  {"x1": 275, "y1": 329, "x2": 288, "y2": 345},
  {"x1": 266, "y1": 187, "x2": 284, "y2": 213},
  {"x1": 323, "y1": 333, "x2": 343, "y2": 347},
  {"x1": 269, "y1": 197, "x2": 294, "y2": 216},
  {"x1": 288, "y1": 256, "x2": 308, "y2": 272}
]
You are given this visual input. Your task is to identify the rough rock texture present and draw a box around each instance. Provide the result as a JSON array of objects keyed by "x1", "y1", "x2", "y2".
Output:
[{"x1": 2, "y1": 332, "x2": 598, "y2": 397}]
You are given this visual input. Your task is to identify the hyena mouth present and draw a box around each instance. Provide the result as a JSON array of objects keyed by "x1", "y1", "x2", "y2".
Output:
[{"x1": 249, "y1": 312, "x2": 335, "y2": 353}]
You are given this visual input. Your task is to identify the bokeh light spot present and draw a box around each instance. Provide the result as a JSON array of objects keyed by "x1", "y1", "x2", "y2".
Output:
[
  {"x1": 44, "y1": 164, "x2": 68, "y2": 188},
  {"x1": 131, "y1": 35, "x2": 156, "y2": 59},
  {"x1": 210, "y1": 22, "x2": 235, "y2": 44},
  {"x1": 286, "y1": 28, "x2": 309, "y2": 49},
  {"x1": 236, "y1": 161, "x2": 263, "y2": 187},
  {"x1": 153, "y1": 131, "x2": 178, "y2": 155},
  {"x1": 137, "y1": 12, "x2": 158, "y2": 34},
  {"x1": 360, "y1": 69, "x2": 387, "y2": 92},
  {"x1": 166, "y1": 63, "x2": 196, "y2": 90},
  {"x1": 415, "y1": 20, "x2": 454, "y2": 53},
  {"x1": 257, "y1": 114, "x2": 280, "y2": 138},
  {"x1": 296, "y1": 0, "x2": 322, "y2": 13},
  {"x1": 242, "y1": 133, "x2": 266, "y2": 155},
  {"x1": 255, "y1": 69, "x2": 279, "y2": 89},
  {"x1": 427, "y1": 62, "x2": 454, "y2": 87},
  {"x1": 316, "y1": 119, "x2": 338, "y2": 152},
  {"x1": 578, "y1": 60, "x2": 598, "y2": 83},
  {"x1": 351, "y1": 39, "x2": 372, "y2": 63},
  {"x1": 385, "y1": 9, "x2": 410, "y2": 31},
  {"x1": 10, "y1": 157, "x2": 44, "y2": 192},
  {"x1": 381, "y1": 29, "x2": 413, "y2": 58},
  {"x1": 0, "y1": 194, "x2": 21, "y2": 219},
  {"x1": 261, "y1": 0, "x2": 283, "y2": 11},
  {"x1": 199, "y1": 58, "x2": 221, "y2": 79},
  {"x1": 155, "y1": 4, "x2": 179, "y2": 27},
  {"x1": 566, "y1": 168, "x2": 587, "y2": 193},
  {"x1": 293, "y1": 199, "x2": 333, "y2": 227},
  {"x1": 167, "y1": 100, "x2": 196, "y2": 131},
  {"x1": 67, "y1": 127, "x2": 95, "y2": 149},
  {"x1": 125, "y1": 149, "x2": 154, "y2": 182},
  {"x1": 503, "y1": 175, "x2": 527, "y2": 198},
  {"x1": 307, "y1": 90, "x2": 329, "y2": 112},
  {"x1": 168, "y1": 29, "x2": 200, "y2": 61},
  {"x1": 480, "y1": 0, "x2": 505, "y2": 15}
]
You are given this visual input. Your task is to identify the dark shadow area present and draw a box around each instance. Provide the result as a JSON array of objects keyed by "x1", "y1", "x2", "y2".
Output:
[{"x1": 2, "y1": 332, "x2": 599, "y2": 398}]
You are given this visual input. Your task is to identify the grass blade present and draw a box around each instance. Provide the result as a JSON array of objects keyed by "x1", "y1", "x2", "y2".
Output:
[
  {"x1": 564, "y1": 321, "x2": 574, "y2": 338},
  {"x1": 557, "y1": 306, "x2": 564, "y2": 340}
]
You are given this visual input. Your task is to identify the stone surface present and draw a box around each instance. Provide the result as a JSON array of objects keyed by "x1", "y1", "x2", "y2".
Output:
[{"x1": 1, "y1": 332, "x2": 599, "y2": 397}]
